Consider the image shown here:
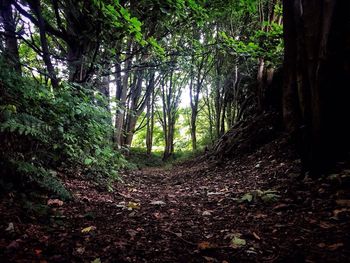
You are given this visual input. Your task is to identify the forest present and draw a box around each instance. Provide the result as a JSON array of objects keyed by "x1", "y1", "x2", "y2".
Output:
[{"x1": 0, "y1": 0, "x2": 350, "y2": 262}]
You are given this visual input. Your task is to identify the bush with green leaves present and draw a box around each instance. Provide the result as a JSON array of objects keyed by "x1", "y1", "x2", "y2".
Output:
[{"x1": 0, "y1": 59, "x2": 126, "y2": 198}]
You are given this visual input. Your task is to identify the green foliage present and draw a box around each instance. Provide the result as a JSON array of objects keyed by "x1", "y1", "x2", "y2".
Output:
[
  {"x1": 13, "y1": 161, "x2": 71, "y2": 200},
  {"x1": 170, "y1": 149, "x2": 202, "y2": 163},
  {"x1": 127, "y1": 148, "x2": 164, "y2": 168},
  {"x1": 252, "y1": 22, "x2": 284, "y2": 66},
  {"x1": 126, "y1": 147, "x2": 203, "y2": 168},
  {"x1": 0, "y1": 112, "x2": 51, "y2": 139},
  {"x1": 220, "y1": 21, "x2": 284, "y2": 67},
  {"x1": 239, "y1": 0, "x2": 258, "y2": 13},
  {"x1": 0, "y1": 59, "x2": 126, "y2": 197},
  {"x1": 148, "y1": 37, "x2": 166, "y2": 59},
  {"x1": 238, "y1": 189, "x2": 280, "y2": 203},
  {"x1": 94, "y1": 0, "x2": 146, "y2": 45}
]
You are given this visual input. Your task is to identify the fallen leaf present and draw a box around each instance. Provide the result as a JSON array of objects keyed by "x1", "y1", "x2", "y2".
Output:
[
  {"x1": 204, "y1": 233, "x2": 214, "y2": 239},
  {"x1": 332, "y1": 208, "x2": 350, "y2": 219},
  {"x1": 207, "y1": 192, "x2": 223, "y2": 196},
  {"x1": 327, "y1": 243, "x2": 343, "y2": 251},
  {"x1": 91, "y1": 259, "x2": 101, "y2": 263},
  {"x1": 81, "y1": 226, "x2": 96, "y2": 233},
  {"x1": 336, "y1": 200, "x2": 350, "y2": 207},
  {"x1": 252, "y1": 232, "x2": 261, "y2": 240},
  {"x1": 6, "y1": 239, "x2": 22, "y2": 250},
  {"x1": 150, "y1": 200, "x2": 166, "y2": 205},
  {"x1": 127, "y1": 229, "x2": 138, "y2": 239},
  {"x1": 246, "y1": 248, "x2": 258, "y2": 255},
  {"x1": 5, "y1": 223, "x2": 14, "y2": 232},
  {"x1": 76, "y1": 247, "x2": 85, "y2": 254},
  {"x1": 307, "y1": 218, "x2": 317, "y2": 224},
  {"x1": 128, "y1": 211, "x2": 136, "y2": 217},
  {"x1": 35, "y1": 249, "x2": 42, "y2": 256},
  {"x1": 319, "y1": 221, "x2": 334, "y2": 229},
  {"x1": 202, "y1": 210, "x2": 212, "y2": 216},
  {"x1": 47, "y1": 199, "x2": 64, "y2": 207},
  {"x1": 203, "y1": 256, "x2": 217, "y2": 262},
  {"x1": 153, "y1": 212, "x2": 162, "y2": 219},
  {"x1": 118, "y1": 192, "x2": 131, "y2": 198},
  {"x1": 127, "y1": 201, "x2": 140, "y2": 209},
  {"x1": 255, "y1": 213, "x2": 267, "y2": 219},
  {"x1": 273, "y1": 204, "x2": 289, "y2": 210},
  {"x1": 198, "y1": 241, "x2": 212, "y2": 250},
  {"x1": 317, "y1": 243, "x2": 326, "y2": 248}
]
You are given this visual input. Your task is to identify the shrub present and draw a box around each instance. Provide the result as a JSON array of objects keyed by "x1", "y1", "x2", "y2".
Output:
[{"x1": 0, "y1": 59, "x2": 126, "y2": 198}]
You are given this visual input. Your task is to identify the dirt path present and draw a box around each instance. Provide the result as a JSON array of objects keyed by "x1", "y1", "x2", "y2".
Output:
[{"x1": 1, "y1": 141, "x2": 350, "y2": 262}]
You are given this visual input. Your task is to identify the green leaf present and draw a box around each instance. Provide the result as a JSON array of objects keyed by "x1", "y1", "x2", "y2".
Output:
[
  {"x1": 261, "y1": 193, "x2": 280, "y2": 203},
  {"x1": 241, "y1": 193, "x2": 253, "y2": 202},
  {"x1": 231, "y1": 236, "x2": 246, "y2": 248},
  {"x1": 84, "y1": 158, "x2": 94, "y2": 165}
]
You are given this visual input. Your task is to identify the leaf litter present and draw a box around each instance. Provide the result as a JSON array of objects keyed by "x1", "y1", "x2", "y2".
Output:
[{"x1": 0, "y1": 137, "x2": 350, "y2": 262}]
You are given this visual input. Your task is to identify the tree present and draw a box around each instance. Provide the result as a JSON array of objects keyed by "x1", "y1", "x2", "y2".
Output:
[
  {"x1": 282, "y1": 0, "x2": 350, "y2": 174},
  {"x1": 146, "y1": 85, "x2": 156, "y2": 155},
  {"x1": 0, "y1": 0, "x2": 21, "y2": 72},
  {"x1": 188, "y1": 29, "x2": 213, "y2": 151},
  {"x1": 158, "y1": 68, "x2": 183, "y2": 160},
  {"x1": 26, "y1": 0, "x2": 58, "y2": 88},
  {"x1": 114, "y1": 39, "x2": 133, "y2": 147}
]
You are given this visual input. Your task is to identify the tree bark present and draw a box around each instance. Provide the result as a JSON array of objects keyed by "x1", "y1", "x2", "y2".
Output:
[
  {"x1": 283, "y1": 0, "x2": 350, "y2": 174},
  {"x1": 28, "y1": 0, "x2": 59, "y2": 88},
  {"x1": 160, "y1": 70, "x2": 180, "y2": 161},
  {"x1": 146, "y1": 88, "x2": 155, "y2": 155},
  {"x1": 0, "y1": 0, "x2": 21, "y2": 73},
  {"x1": 114, "y1": 39, "x2": 132, "y2": 147}
]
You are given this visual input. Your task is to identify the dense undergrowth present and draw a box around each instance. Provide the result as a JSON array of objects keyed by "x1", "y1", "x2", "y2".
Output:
[{"x1": 0, "y1": 60, "x2": 127, "y2": 199}]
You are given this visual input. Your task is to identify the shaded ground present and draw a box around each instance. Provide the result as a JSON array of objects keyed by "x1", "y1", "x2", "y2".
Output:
[{"x1": 1, "y1": 137, "x2": 350, "y2": 262}]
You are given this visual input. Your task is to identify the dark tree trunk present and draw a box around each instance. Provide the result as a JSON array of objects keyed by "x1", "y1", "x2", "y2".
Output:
[
  {"x1": 0, "y1": 0, "x2": 21, "y2": 73},
  {"x1": 114, "y1": 40, "x2": 132, "y2": 147},
  {"x1": 160, "y1": 70, "x2": 179, "y2": 161},
  {"x1": 28, "y1": 0, "x2": 59, "y2": 88},
  {"x1": 283, "y1": 0, "x2": 350, "y2": 175},
  {"x1": 124, "y1": 70, "x2": 155, "y2": 146},
  {"x1": 146, "y1": 88, "x2": 155, "y2": 155}
]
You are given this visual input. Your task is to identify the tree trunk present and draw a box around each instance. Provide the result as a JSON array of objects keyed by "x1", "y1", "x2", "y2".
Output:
[
  {"x1": 204, "y1": 87, "x2": 214, "y2": 143},
  {"x1": 124, "y1": 70, "x2": 155, "y2": 146},
  {"x1": 124, "y1": 71, "x2": 143, "y2": 146},
  {"x1": 214, "y1": 76, "x2": 222, "y2": 139},
  {"x1": 0, "y1": 0, "x2": 21, "y2": 73},
  {"x1": 146, "y1": 89, "x2": 155, "y2": 155},
  {"x1": 161, "y1": 70, "x2": 179, "y2": 161},
  {"x1": 282, "y1": 0, "x2": 350, "y2": 175},
  {"x1": 190, "y1": 112, "x2": 197, "y2": 151},
  {"x1": 189, "y1": 75, "x2": 197, "y2": 151},
  {"x1": 29, "y1": 0, "x2": 58, "y2": 88},
  {"x1": 257, "y1": 57, "x2": 265, "y2": 111},
  {"x1": 114, "y1": 40, "x2": 132, "y2": 147}
]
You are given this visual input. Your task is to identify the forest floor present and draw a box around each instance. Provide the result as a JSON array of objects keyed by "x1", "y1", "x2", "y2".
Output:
[{"x1": 1, "y1": 137, "x2": 350, "y2": 262}]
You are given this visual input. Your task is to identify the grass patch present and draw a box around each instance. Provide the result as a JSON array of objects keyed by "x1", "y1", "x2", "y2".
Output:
[
  {"x1": 126, "y1": 148, "x2": 164, "y2": 169},
  {"x1": 126, "y1": 148, "x2": 203, "y2": 169}
]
